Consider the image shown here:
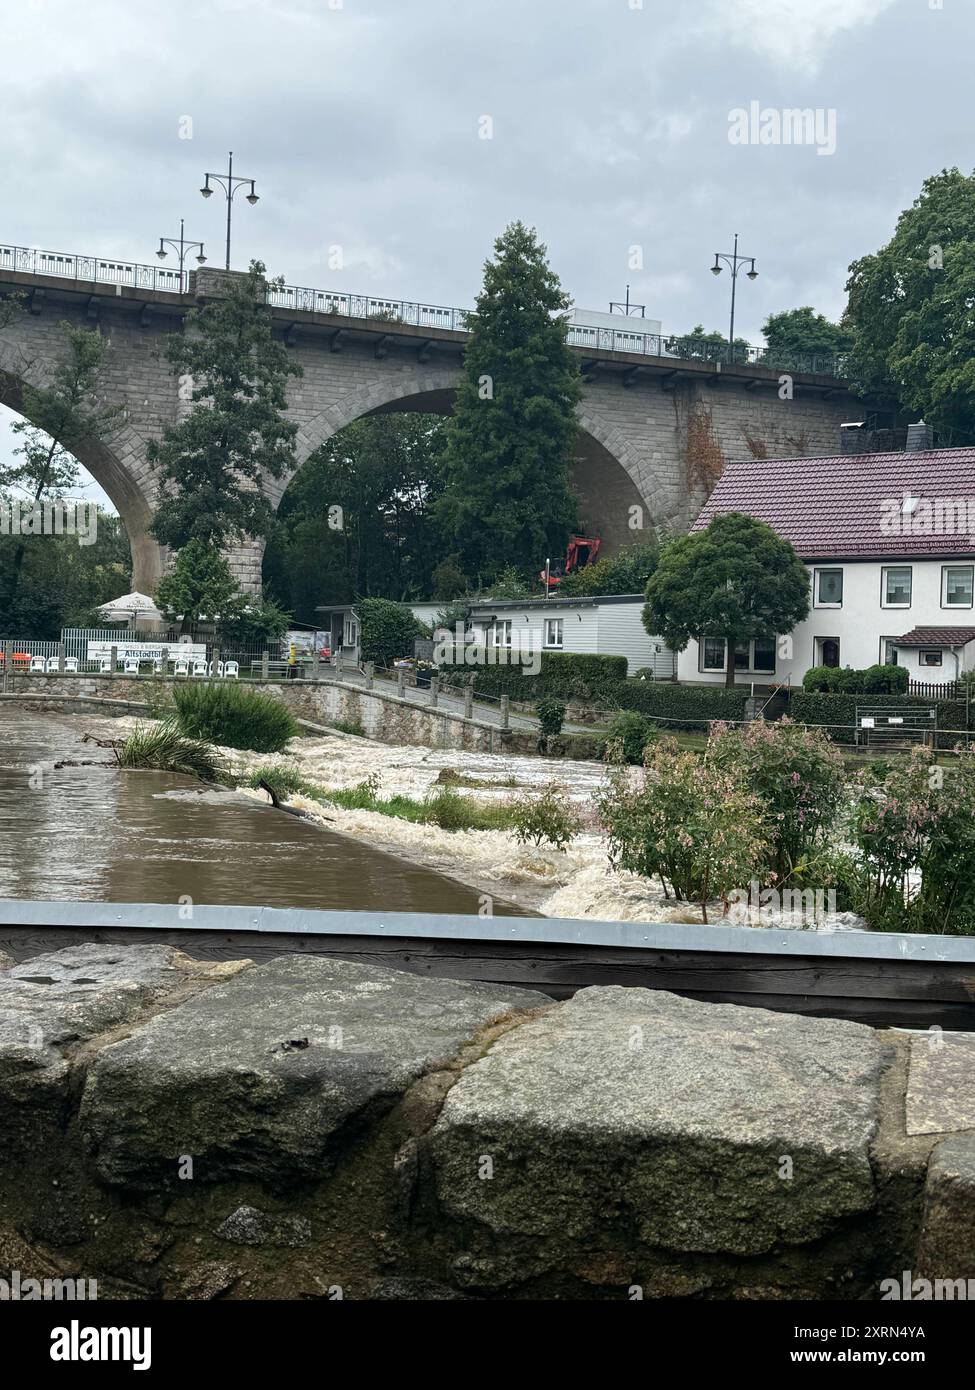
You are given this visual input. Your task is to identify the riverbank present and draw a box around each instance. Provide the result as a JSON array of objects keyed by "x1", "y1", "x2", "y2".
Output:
[{"x1": 56, "y1": 710, "x2": 866, "y2": 930}]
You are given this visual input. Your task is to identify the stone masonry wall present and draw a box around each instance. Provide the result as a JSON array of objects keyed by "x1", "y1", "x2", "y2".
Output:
[
  {"x1": 0, "y1": 943, "x2": 971, "y2": 1301},
  {"x1": 0, "y1": 294, "x2": 863, "y2": 596},
  {"x1": 1, "y1": 676, "x2": 503, "y2": 752}
]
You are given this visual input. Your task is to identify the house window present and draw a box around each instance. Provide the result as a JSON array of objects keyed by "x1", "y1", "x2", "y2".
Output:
[
  {"x1": 816, "y1": 637, "x2": 841, "y2": 668},
  {"x1": 492, "y1": 620, "x2": 513, "y2": 647},
  {"x1": 882, "y1": 567, "x2": 912, "y2": 607},
  {"x1": 343, "y1": 615, "x2": 358, "y2": 648},
  {"x1": 700, "y1": 637, "x2": 775, "y2": 674},
  {"x1": 701, "y1": 637, "x2": 727, "y2": 672},
  {"x1": 543, "y1": 618, "x2": 563, "y2": 649},
  {"x1": 815, "y1": 568, "x2": 843, "y2": 607},
  {"x1": 920, "y1": 649, "x2": 943, "y2": 667},
  {"x1": 752, "y1": 637, "x2": 776, "y2": 673},
  {"x1": 943, "y1": 566, "x2": 974, "y2": 608},
  {"x1": 881, "y1": 638, "x2": 898, "y2": 665}
]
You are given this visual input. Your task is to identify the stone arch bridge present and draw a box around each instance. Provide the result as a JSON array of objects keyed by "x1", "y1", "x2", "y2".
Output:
[{"x1": 0, "y1": 253, "x2": 867, "y2": 594}]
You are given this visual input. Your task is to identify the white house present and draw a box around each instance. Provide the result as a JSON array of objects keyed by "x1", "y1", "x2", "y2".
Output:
[
  {"x1": 677, "y1": 445, "x2": 975, "y2": 687},
  {"x1": 464, "y1": 595, "x2": 674, "y2": 677}
]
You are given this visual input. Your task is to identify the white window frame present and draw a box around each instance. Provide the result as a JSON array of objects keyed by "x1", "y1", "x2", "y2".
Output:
[
  {"x1": 700, "y1": 636, "x2": 775, "y2": 675},
  {"x1": 919, "y1": 648, "x2": 944, "y2": 668},
  {"x1": 942, "y1": 565, "x2": 974, "y2": 609},
  {"x1": 881, "y1": 566, "x2": 912, "y2": 608},
  {"x1": 814, "y1": 567, "x2": 844, "y2": 608},
  {"x1": 492, "y1": 619, "x2": 513, "y2": 648},
  {"x1": 816, "y1": 636, "x2": 841, "y2": 668},
  {"x1": 543, "y1": 617, "x2": 563, "y2": 649}
]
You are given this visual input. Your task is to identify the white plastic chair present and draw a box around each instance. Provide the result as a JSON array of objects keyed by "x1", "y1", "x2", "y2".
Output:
[
  {"x1": 64, "y1": 657, "x2": 79, "y2": 674},
  {"x1": 223, "y1": 660, "x2": 240, "y2": 680},
  {"x1": 174, "y1": 658, "x2": 190, "y2": 678},
  {"x1": 192, "y1": 660, "x2": 208, "y2": 678},
  {"x1": 209, "y1": 660, "x2": 225, "y2": 678},
  {"x1": 123, "y1": 657, "x2": 140, "y2": 676},
  {"x1": 45, "y1": 656, "x2": 60, "y2": 673},
  {"x1": 29, "y1": 655, "x2": 46, "y2": 673}
]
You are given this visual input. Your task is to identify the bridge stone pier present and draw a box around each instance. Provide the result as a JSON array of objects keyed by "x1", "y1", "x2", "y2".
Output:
[{"x1": 0, "y1": 258, "x2": 869, "y2": 595}]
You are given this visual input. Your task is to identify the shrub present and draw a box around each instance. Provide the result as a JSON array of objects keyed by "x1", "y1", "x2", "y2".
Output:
[
  {"x1": 114, "y1": 721, "x2": 224, "y2": 782},
  {"x1": 615, "y1": 681, "x2": 747, "y2": 730},
  {"x1": 802, "y1": 663, "x2": 907, "y2": 695},
  {"x1": 172, "y1": 681, "x2": 300, "y2": 753},
  {"x1": 357, "y1": 597, "x2": 420, "y2": 668},
  {"x1": 604, "y1": 710, "x2": 658, "y2": 765},
  {"x1": 556, "y1": 542, "x2": 659, "y2": 597},
  {"x1": 850, "y1": 746, "x2": 975, "y2": 934},
  {"x1": 440, "y1": 652, "x2": 627, "y2": 704},
  {"x1": 596, "y1": 740, "x2": 766, "y2": 922},
  {"x1": 510, "y1": 782, "x2": 580, "y2": 851},
  {"x1": 707, "y1": 718, "x2": 846, "y2": 884},
  {"x1": 536, "y1": 699, "x2": 566, "y2": 738}
]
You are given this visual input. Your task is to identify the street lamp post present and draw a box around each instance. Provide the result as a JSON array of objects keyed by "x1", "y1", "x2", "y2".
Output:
[
  {"x1": 199, "y1": 151, "x2": 260, "y2": 270},
  {"x1": 155, "y1": 219, "x2": 206, "y2": 288},
  {"x1": 710, "y1": 233, "x2": 758, "y2": 363}
]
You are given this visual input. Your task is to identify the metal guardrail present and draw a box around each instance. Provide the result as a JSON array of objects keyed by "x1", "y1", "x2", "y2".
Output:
[{"x1": 0, "y1": 240, "x2": 847, "y2": 377}]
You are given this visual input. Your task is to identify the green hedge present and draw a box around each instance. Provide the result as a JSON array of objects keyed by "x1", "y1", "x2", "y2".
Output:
[
  {"x1": 802, "y1": 663, "x2": 909, "y2": 695},
  {"x1": 440, "y1": 652, "x2": 627, "y2": 703},
  {"x1": 614, "y1": 681, "x2": 748, "y2": 730},
  {"x1": 791, "y1": 691, "x2": 968, "y2": 746}
]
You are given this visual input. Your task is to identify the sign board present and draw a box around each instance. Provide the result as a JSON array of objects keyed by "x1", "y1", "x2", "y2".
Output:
[
  {"x1": 860, "y1": 717, "x2": 875, "y2": 728},
  {"x1": 88, "y1": 641, "x2": 206, "y2": 664}
]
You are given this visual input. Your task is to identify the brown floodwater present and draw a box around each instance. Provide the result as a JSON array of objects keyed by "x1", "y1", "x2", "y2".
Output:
[{"x1": 0, "y1": 706, "x2": 526, "y2": 915}]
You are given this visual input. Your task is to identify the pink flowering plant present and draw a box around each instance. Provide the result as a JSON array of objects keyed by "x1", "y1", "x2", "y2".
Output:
[
  {"x1": 596, "y1": 739, "x2": 766, "y2": 923},
  {"x1": 852, "y1": 745, "x2": 975, "y2": 934},
  {"x1": 706, "y1": 718, "x2": 845, "y2": 887}
]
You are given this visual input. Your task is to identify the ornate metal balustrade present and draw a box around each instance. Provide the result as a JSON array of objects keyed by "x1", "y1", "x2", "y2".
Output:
[{"x1": 0, "y1": 240, "x2": 846, "y2": 378}]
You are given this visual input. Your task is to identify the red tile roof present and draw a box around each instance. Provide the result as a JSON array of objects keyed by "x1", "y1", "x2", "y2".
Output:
[
  {"x1": 895, "y1": 626, "x2": 975, "y2": 647},
  {"x1": 691, "y1": 448, "x2": 975, "y2": 558}
]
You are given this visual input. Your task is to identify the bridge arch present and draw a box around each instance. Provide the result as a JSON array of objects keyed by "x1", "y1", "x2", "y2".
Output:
[
  {"x1": 0, "y1": 340, "x2": 165, "y2": 594},
  {"x1": 267, "y1": 369, "x2": 655, "y2": 557}
]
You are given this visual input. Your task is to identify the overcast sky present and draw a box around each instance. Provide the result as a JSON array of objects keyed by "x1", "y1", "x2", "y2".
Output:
[{"x1": 1, "y1": 0, "x2": 971, "y2": 509}]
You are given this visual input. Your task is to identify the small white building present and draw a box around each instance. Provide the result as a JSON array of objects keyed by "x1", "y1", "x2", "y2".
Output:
[
  {"x1": 677, "y1": 446, "x2": 975, "y2": 686},
  {"x1": 464, "y1": 594, "x2": 674, "y2": 677}
]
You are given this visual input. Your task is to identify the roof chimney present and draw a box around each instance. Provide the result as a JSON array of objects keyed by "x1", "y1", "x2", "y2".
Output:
[{"x1": 905, "y1": 420, "x2": 934, "y2": 453}]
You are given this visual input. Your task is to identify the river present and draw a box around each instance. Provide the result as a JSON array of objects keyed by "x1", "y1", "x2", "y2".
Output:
[{"x1": 0, "y1": 704, "x2": 526, "y2": 915}]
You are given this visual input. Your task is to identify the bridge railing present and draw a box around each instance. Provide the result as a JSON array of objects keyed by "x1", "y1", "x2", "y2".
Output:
[{"x1": 0, "y1": 240, "x2": 846, "y2": 377}]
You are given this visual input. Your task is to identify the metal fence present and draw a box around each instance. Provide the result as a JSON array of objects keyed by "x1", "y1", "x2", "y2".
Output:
[{"x1": 1, "y1": 239, "x2": 846, "y2": 378}]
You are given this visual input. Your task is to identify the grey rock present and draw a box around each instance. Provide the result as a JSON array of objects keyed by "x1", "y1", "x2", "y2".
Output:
[
  {"x1": 0, "y1": 944, "x2": 194, "y2": 1138},
  {"x1": 917, "y1": 1135, "x2": 975, "y2": 1282},
  {"x1": 216, "y1": 1205, "x2": 311, "y2": 1248},
  {"x1": 431, "y1": 987, "x2": 892, "y2": 1261},
  {"x1": 82, "y1": 954, "x2": 546, "y2": 1189},
  {"x1": 369, "y1": 1278, "x2": 469, "y2": 1300},
  {"x1": 906, "y1": 1032, "x2": 975, "y2": 1136}
]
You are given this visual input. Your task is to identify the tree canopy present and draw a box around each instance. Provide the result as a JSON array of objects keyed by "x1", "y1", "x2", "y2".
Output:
[
  {"x1": 150, "y1": 261, "x2": 301, "y2": 551},
  {"x1": 642, "y1": 513, "x2": 809, "y2": 687},
  {"x1": 434, "y1": 221, "x2": 581, "y2": 584},
  {"x1": 843, "y1": 167, "x2": 975, "y2": 440},
  {"x1": 762, "y1": 307, "x2": 850, "y2": 370}
]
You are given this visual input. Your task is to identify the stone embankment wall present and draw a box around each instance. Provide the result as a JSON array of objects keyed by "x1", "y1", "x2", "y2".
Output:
[
  {"x1": 1, "y1": 943, "x2": 971, "y2": 1301},
  {"x1": 0, "y1": 676, "x2": 510, "y2": 752}
]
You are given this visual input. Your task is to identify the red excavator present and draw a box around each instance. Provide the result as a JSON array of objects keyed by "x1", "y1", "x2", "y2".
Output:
[{"x1": 540, "y1": 535, "x2": 601, "y2": 588}]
